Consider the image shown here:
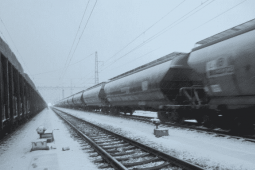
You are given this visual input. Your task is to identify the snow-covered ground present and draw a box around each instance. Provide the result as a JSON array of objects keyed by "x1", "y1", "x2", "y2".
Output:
[
  {"x1": 0, "y1": 108, "x2": 98, "y2": 170},
  {"x1": 132, "y1": 110, "x2": 157, "y2": 117},
  {"x1": 56, "y1": 107, "x2": 255, "y2": 170}
]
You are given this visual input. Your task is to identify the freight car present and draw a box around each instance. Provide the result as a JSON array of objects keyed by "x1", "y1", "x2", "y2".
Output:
[
  {"x1": 54, "y1": 18, "x2": 255, "y2": 135},
  {"x1": 0, "y1": 36, "x2": 47, "y2": 139}
]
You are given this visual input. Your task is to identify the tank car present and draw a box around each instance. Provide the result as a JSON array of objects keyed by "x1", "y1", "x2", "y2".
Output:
[
  {"x1": 81, "y1": 82, "x2": 108, "y2": 112},
  {"x1": 188, "y1": 18, "x2": 255, "y2": 133},
  {"x1": 103, "y1": 52, "x2": 207, "y2": 118},
  {"x1": 54, "y1": 18, "x2": 255, "y2": 135},
  {"x1": 72, "y1": 91, "x2": 85, "y2": 109}
]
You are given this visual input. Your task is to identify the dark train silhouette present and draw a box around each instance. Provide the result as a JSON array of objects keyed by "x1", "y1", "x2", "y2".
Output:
[
  {"x1": 55, "y1": 19, "x2": 255, "y2": 135},
  {"x1": 0, "y1": 36, "x2": 46, "y2": 138}
]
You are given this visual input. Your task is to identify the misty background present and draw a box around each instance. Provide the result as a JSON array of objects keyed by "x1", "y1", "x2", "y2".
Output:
[{"x1": 0, "y1": 0, "x2": 254, "y2": 104}]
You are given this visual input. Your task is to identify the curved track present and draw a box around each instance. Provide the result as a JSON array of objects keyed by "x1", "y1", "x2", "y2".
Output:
[{"x1": 52, "y1": 107, "x2": 204, "y2": 170}]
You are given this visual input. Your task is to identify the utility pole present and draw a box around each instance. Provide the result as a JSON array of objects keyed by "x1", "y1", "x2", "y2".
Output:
[
  {"x1": 62, "y1": 89, "x2": 64, "y2": 99},
  {"x1": 95, "y1": 51, "x2": 99, "y2": 84}
]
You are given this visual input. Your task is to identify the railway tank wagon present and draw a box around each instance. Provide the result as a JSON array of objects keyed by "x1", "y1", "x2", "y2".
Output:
[
  {"x1": 81, "y1": 82, "x2": 108, "y2": 111},
  {"x1": 103, "y1": 52, "x2": 207, "y2": 117},
  {"x1": 188, "y1": 19, "x2": 255, "y2": 133},
  {"x1": 72, "y1": 91, "x2": 86, "y2": 109}
]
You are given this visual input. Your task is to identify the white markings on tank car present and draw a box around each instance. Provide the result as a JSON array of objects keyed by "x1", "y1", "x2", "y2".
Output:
[
  {"x1": 210, "y1": 84, "x2": 222, "y2": 93},
  {"x1": 142, "y1": 81, "x2": 148, "y2": 91},
  {"x1": 206, "y1": 57, "x2": 234, "y2": 78}
]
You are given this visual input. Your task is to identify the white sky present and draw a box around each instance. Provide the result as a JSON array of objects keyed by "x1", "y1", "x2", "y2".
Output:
[{"x1": 0, "y1": 0, "x2": 255, "y2": 102}]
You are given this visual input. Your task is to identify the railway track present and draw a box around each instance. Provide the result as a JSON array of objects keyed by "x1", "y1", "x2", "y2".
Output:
[
  {"x1": 52, "y1": 107, "x2": 204, "y2": 170},
  {"x1": 56, "y1": 107, "x2": 255, "y2": 143},
  {"x1": 121, "y1": 115, "x2": 255, "y2": 143},
  {"x1": 118, "y1": 113, "x2": 255, "y2": 143}
]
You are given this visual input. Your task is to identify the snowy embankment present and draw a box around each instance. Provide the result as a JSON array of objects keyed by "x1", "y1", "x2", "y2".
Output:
[
  {"x1": 57, "y1": 107, "x2": 255, "y2": 170},
  {"x1": 0, "y1": 109, "x2": 98, "y2": 170}
]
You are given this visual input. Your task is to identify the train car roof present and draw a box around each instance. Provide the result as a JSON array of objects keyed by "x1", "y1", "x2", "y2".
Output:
[
  {"x1": 109, "y1": 52, "x2": 187, "y2": 82},
  {"x1": 0, "y1": 36, "x2": 24, "y2": 73},
  {"x1": 192, "y1": 18, "x2": 255, "y2": 51}
]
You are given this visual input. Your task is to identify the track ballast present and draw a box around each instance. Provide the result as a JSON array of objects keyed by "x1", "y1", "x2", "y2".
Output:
[{"x1": 52, "y1": 107, "x2": 204, "y2": 170}]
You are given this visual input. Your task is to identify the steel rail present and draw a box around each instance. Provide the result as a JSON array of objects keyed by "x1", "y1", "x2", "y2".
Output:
[
  {"x1": 52, "y1": 108, "x2": 128, "y2": 170},
  {"x1": 53, "y1": 107, "x2": 204, "y2": 170},
  {"x1": 54, "y1": 107, "x2": 255, "y2": 143}
]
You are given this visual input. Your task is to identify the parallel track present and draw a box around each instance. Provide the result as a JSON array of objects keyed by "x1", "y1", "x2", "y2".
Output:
[
  {"x1": 55, "y1": 107, "x2": 255, "y2": 143},
  {"x1": 52, "y1": 107, "x2": 204, "y2": 170}
]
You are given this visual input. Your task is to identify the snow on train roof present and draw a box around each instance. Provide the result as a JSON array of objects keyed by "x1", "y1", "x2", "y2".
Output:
[
  {"x1": 0, "y1": 36, "x2": 24, "y2": 73},
  {"x1": 193, "y1": 18, "x2": 255, "y2": 50},
  {"x1": 0, "y1": 36, "x2": 41, "y2": 94},
  {"x1": 109, "y1": 52, "x2": 188, "y2": 81}
]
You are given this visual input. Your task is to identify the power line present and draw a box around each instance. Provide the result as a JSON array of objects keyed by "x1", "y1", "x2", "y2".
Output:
[
  {"x1": 0, "y1": 16, "x2": 31, "y2": 74},
  {"x1": 189, "y1": 0, "x2": 247, "y2": 32},
  {"x1": 58, "y1": 0, "x2": 98, "y2": 84},
  {"x1": 100, "y1": 0, "x2": 186, "y2": 67},
  {"x1": 99, "y1": 0, "x2": 214, "y2": 72},
  {"x1": 104, "y1": 47, "x2": 160, "y2": 73},
  {"x1": 31, "y1": 53, "x2": 93, "y2": 76},
  {"x1": 51, "y1": 0, "x2": 98, "y2": 101},
  {"x1": 67, "y1": 0, "x2": 98, "y2": 68},
  {"x1": 100, "y1": 0, "x2": 246, "y2": 77},
  {"x1": 78, "y1": 47, "x2": 160, "y2": 86},
  {"x1": 62, "y1": 0, "x2": 91, "y2": 73}
]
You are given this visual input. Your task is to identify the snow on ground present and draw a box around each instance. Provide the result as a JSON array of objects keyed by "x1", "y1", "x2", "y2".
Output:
[
  {"x1": 57, "y1": 107, "x2": 255, "y2": 170},
  {"x1": 132, "y1": 110, "x2": 157, "y2": 117},
  {"x1": 0, "y1": 108, "x2": 98, "y2": 170}
]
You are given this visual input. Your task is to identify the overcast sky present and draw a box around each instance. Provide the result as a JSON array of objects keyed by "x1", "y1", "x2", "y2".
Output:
[{"x1": 0, "y1": 0, "x2": 255, "y2": 103}]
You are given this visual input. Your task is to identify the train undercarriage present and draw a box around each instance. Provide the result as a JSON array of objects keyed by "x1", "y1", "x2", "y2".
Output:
[{"x1": 157, "y1": 108, "x2": 255, "y2": 135}]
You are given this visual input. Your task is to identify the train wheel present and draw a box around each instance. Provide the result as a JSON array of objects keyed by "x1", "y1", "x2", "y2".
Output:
[{"x1": 169, "y1": 110, "x2": 184, "y2": 124}]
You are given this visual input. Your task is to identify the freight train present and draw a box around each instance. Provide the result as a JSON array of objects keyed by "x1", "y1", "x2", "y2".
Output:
[
  {"x1": 54, "y1": 18, "x2": 255, "y2": 135},
  {"x1": 0, "y1": 36, "x2": 47, "y2": 139}
]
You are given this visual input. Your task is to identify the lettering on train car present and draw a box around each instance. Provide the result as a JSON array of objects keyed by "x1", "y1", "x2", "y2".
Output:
[
  {"x1": 210, "y1": 84, "x2": 222, "y2": 93},
  {"x1": 206, "y1": 57, "x2": 234, "y2": 78}
]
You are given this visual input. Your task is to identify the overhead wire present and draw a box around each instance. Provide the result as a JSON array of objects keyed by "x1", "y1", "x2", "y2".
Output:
[
  {"x1": 56, "y1": 0, "x2": 247, "y2": 101},
  {"x1": 62, "y1": 0, "x2": 91, "y2": 74},
  {"x1": 0, "y1": 16, "x2": 31, "y2": 74},
  {"x1": 189, "y1": 0, "x2": 247, "y2": 32},
  {"x1": 100, "y1": 0, "x2": 246, "y2": 76},
  {"x1": 57, "y1": 0, "x2": 97, "y2": 84},
  {"x1": 31, "y1": 53, "x2": 94, "y2": 76},
  {"x1": 84, "y1": 0, "x2": 244, "y2": 85},
  {"x1": 100, "y1": 0, "x2": 186, "y2": 67},
  {"x1": 77, "y1": 0, "x2": 187, "y2": 86},
  {"x1": 51, "y1": 0, "x2": 98, "y2": 102},
  {"x1": 99, "y1": 0, "x2": 214, "y2": 72}
]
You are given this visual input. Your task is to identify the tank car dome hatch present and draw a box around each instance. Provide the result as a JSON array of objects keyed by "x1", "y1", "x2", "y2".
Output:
[{"x1": 193, "y1": 18, "x2": 255, "y2": 51}]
